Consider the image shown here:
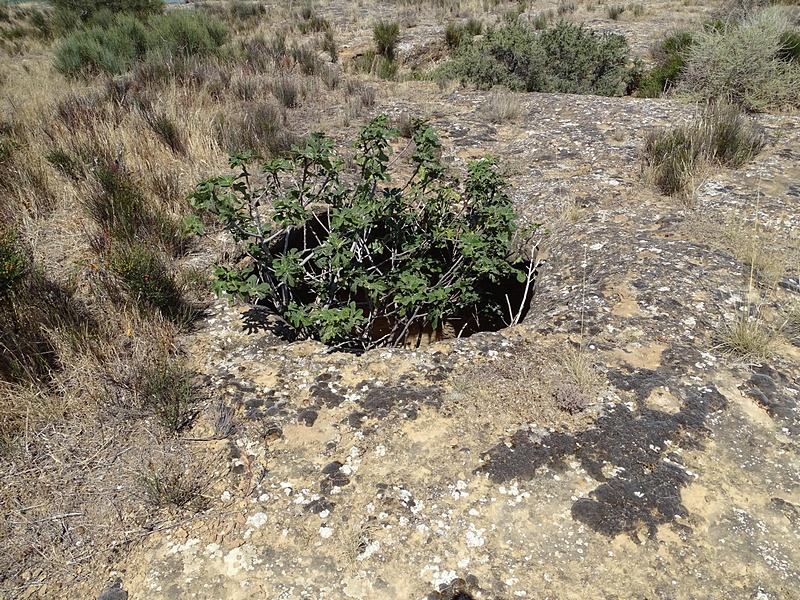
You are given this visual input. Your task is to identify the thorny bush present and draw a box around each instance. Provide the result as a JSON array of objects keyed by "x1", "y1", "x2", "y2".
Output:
[{"x1": 191, "y1": 115, "x2": 538, "y2": 350}]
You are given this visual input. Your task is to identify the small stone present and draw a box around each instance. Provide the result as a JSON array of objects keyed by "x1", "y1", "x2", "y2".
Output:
[
  {"x1": 225, "y1": 538, "x2": 245, "y2": 550},
  {"x1": 97, "y1": 578, "x2": 128, "y2": 600}
]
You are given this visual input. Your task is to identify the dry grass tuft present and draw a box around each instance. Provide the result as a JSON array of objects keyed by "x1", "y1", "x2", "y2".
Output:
[
  {"x1": 557, "y1": 344, "x2": 600, "y2": 392},
  {"x1": 716, "y1": 309, "x2": 778, "y2": 363},
  {"x1": 484, "y1": 86, "x2": 522, "y2": 123}
]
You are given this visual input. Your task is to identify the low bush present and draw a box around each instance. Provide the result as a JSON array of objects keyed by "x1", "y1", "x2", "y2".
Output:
[
  {"x1": 88, "y1": 158, "x2": 190, "y2": 258},
  {"x1": 213, "y1": 101, "x2": 301, "y2": 157},
  {"x1": 680, "y1": 7, "x2": 800, "y2": 110},
  {"x1": 716, "y1": 311, "x2": 777, "y2": 363},
  {"x1": 106, "y1": 242, "x2": 185, "y2": 319},
  {"x1": 642, "y1": 102, "x2": 765, "y2": 196},
  {"x1": 50, "y1": 0, "x2": 163, "y2": 31},
  {"x1": 637, "y1": 30, "x2": 693, "y2": 98},
  {"x1": 136, "y1": 359, "x2": 196, "y2": 431},
  {"x1": 45, "y1": 148, "x2": 81, "y2": 179},
  {"x1": 321, "y1": 29, "x2": 337, "y2": 62},
  {"x1": 437, "y1": 20, "x2": 639, "y2": 96},
  {"x1": 0, "y1": 224, "x2": 27, "y2": 293},
  {"x1": 53, "y1": 11, "x2": 228, "y2": 78},
  {"x1": 191, "y1": 115, "x2": 538, "y2": 350},
  {"x1": 0, "y1": 270, "x2": 95, "y2": 385},
  {"x1": 607, "y1": 4, "x2": 625, "y2": 19},
  {"x1": 373, "y1": 20, "x2": 400, "y2": 61},
  {"x1": 297, "y1": 8, "x2": 330, "y2": 34},
  {"x1": 228, "y1": 0, "x2": 266, "y2": 27},
  {"x1": 145, "y1": 111, "x2": 186, "y2": 155},
  {"x1": 445, "y1": 18, "x2": 482, "y2": 49},
  {"x1": 777, "y1": 30, "x2": 800, "y2": 63}
]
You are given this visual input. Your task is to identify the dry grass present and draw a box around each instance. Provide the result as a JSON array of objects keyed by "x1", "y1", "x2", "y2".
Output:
[
  {"x1": 446, "y1": 339, "x2": 599, "y2": 431},
  {"x1": 715, "y1": 309, "x2": 778, "y2": 363},
  {"x1": 557, "y1": 344, "x2": 600, "y2": 393},
  {"x1": 0, "y1": 5, "x2": 360, "y2": 592},
  {"x1": 784, "y1": 300, "x2": 800, "y2": 341},
  {"x1": 483, "y1": 86, "x2": 523, "y2": 123}
]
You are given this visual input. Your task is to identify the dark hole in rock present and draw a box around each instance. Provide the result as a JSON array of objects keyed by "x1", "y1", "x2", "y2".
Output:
[{"x1": 256, "y1": 212, "x2": 538, "y2": 349}]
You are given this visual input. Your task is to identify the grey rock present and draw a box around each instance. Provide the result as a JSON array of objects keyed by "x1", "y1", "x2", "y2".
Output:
[{"x1": 97, "y1": 578, "x2": 128, "y2": 600}]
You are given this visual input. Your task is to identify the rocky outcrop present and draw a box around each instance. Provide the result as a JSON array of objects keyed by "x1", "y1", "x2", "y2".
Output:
[{"x1": 104, "y1": 88, "x2": 800, "y2": 599}]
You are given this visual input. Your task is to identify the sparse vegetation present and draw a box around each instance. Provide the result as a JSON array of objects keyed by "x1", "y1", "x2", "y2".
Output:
[
  {"x1": 637, "y1": 30, "x2": 694, "y2": 98},
  {"x1": 484, "y1": 86, "x2": 522, "y2": 122},
  {"x1": 137, "y1": 358, "x2": 197, "y2": 431},
  {"x1": 373, "y1": 20, "x2": 400, "y2": 61},
  {"x1": 680, "y1": 7, "x2": 800, "y2": 110},
  {"x1": 192, "y1": 115, "x2": 538, "y2": 349},
  {"x1": 0, "y1": 224, "x2": 27, "y2": 293},
  {"x1": 716, "y1": 310, "x2": 778, "y2": 362},
  {"x1": 642, "y1": 102, "x2": 765, "y2": 196},
  {"x1": 438, "y1": 20, "x2": 640, "y2": 96}
]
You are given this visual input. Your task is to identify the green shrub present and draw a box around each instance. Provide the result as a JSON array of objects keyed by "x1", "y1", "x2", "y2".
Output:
[
  {"x1": 191, "y1": 115, "x2": 538, "y2": 350},
  {"x1": 53, "y1": 11, "x2": 228, "y2": 78},
  {"x1": 137, "y1": 358, "x2": 196, "y2": 431},
  {"x1": 107, "y1": 241, "x2": 185, "y2": 319},
  {"x1": 53, "y1": 22, "x2": 141, "y2": 76},
  {"x1": 50, "y1": 0, "x2": 162, "y2": 31},
  {"x1": 643, "y1": 102, "x2": 765, "y2": 196},
  {"x1": 777, "y1": 30, "x2": 800, "y2": 63},
  {"x1": 438, "y1": 20, "x2": 638, "y2": 96},
  {"x1": 445, "y1": 18, "x2": 482, "y2": 48},
  {"x1": 373, "y1": 20, "x2": 399, "y2": 60},
  {"x1": 0, "y1": 225, "x2": 27, "y2": 294},
  {"x1": 437, "y1": 21, "x2": 542, "y2": 91},
  {"x1": 538, "y1": 21, "x2": 636, "y2": 95},
  {"x1": 145, "y1": 10, "x2": 228, "y2": 63},
  {"x1": 680, "y1": 8, "x2": 800, "y2": 110},
  {"x1": 637, "y1": 30, "x2": 693, "y2": 98}
]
